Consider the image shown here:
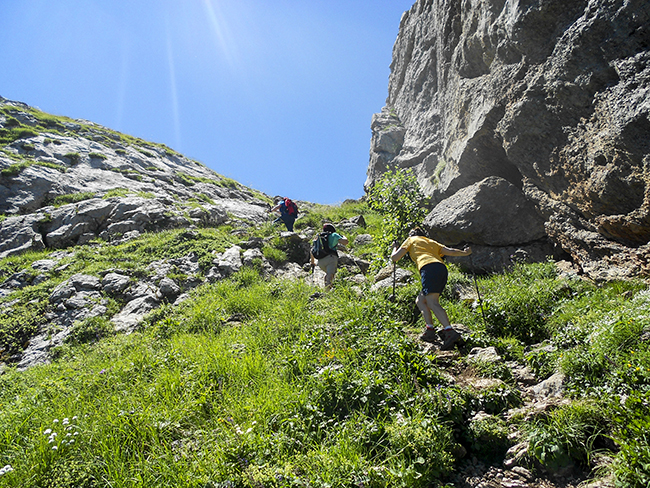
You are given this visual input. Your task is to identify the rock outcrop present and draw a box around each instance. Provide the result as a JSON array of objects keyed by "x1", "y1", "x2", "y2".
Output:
[
  {"x1": 0, "y1": 97, "x2": 270, "y2": 258},
  {"x1": 367, "y1": 0, "x2": 650, "y2": 279}
]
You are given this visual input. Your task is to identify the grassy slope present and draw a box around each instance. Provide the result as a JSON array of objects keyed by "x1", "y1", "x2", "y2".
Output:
[{"x1": 0, "y1": 202, "x2": 649, "y2": 488}]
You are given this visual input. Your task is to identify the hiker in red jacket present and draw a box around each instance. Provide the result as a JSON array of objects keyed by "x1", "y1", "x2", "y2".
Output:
[
  {"x1": 391, "y1": 226, "x2": 471, "y2": 350},
  {"x1": 270, "y1": 197, "x2": 298, "y2": 231}
]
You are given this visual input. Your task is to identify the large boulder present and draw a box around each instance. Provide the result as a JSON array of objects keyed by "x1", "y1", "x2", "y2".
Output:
[{"x1": 424, "y1": 176, "x2": 546, "y2": 246}]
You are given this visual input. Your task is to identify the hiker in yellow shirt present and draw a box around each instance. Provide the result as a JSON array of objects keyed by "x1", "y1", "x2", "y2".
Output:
[{"x1": 391, "y1": 227, "x2": 471, "y2": 349}]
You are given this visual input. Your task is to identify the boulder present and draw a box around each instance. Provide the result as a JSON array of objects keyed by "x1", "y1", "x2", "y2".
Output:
[
  {"x1": 424, "y1": 177, "x2": 546, "y2": 246},
  {"x1": 215, "y1": 246, "x2": 243, "y2": 276}
]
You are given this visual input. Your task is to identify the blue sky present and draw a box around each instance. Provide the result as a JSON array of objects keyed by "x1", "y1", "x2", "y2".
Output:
[{"x1": 0, "y1": 0, "x2": 414, "y2": 204}]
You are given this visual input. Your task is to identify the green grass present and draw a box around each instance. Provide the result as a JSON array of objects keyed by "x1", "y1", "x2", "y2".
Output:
[
  {"x1": 0, "y1": 201, "x2": 649, "y2": 487},
  {"x1": 1, "y1": 160, "x2": 67, "y2": 177},
  {"x1": 51, "y1": 192, "x2": 96, "y2": 207}
]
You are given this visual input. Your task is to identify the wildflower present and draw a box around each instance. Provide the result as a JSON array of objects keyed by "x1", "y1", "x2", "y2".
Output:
[
  {"x1": 62, "y1": 418, "x2": 69, "y2": 425},
  {"x1": 0, "y1": 465, "x2": 14, "y2": 476},
  {"x1": 53, "y1": 419, "x2": 59, "y2": 423},
  {"x1": 43, "y1": 429, "x2": 52, "y2": 435},
  {"x1": 51, "y1": 446, "x2": 58, "y2": 451}
]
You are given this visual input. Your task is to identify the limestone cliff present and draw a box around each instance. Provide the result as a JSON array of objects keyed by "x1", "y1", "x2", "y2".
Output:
[{"x1": 367, "y1": 0, "x2": 650, "y2": 279}]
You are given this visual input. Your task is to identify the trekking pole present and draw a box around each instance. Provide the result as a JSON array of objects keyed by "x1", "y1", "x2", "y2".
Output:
[
  {"x1": 469, "y1": 253, "x2": 487, "y2": 327},
  {"x1": 388, "y1": 241, "x2": 398, "y2": 302}
]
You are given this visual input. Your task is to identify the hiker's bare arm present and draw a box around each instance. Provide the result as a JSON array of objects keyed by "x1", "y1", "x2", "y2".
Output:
[
  {"x1": 338, "y1": 236, "x2": 349, "y2": 246},
  {"x1": 391, "y1": 245, "x2": 408, "y2": 262},
  {"x1": 440, "y1": 246, "x2": 472, "y2": 257}
]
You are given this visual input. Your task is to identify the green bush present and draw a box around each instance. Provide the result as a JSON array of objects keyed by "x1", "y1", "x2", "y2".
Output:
[
  {"x1": 479, "y1": 262, "x2": 561, "y2": 344},
  {"x1": 467, "y1": 415, "x2": 510, "y2": 462},
  {"x1": 609, "y1": 392, "x2": 650, "y2": 487},
  {"x1": 367, "y1": 168, "x2": 429, "y2": 257},
  {"x1": 66, "y1": 316, "x2": 114, "y2": 345},
  {"x1": 526, "y1": 400, "x2": 610, "y2": 472}
]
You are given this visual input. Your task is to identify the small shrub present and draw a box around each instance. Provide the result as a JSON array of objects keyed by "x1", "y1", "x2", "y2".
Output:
[
  {"x1": 64, "y1": 152, "x2": 81, "y2": 164},
  {"x1": 526, "y1": 400, "x2": 610, "y2": 471},
  {"x1": 367, "y1": 168, "x2": 429, "y2": 257},
  {"x1": 609, "y1": 392, "x2": 650, "y2": 487},
  {"x1": 66, "y1": 316, "x2": 114, "y2": 345},
  {"x1": 262, "y1": 244, "x2": 287, "y2": 265},
  {"x1": 467, "y1": 415, "x2": 510, "y2": 462},
  {"x1": 89, "y1": 152, "x2": 107, "y2": 160}
]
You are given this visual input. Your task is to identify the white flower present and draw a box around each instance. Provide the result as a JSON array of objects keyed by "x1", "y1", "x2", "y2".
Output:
[
  {"x1": 62, "y1": 418, "x2": 69, "y2": 425},
  {"x1": 43, "y1": 429, "x2": 52, "y2": 435},
  {"x1": 52, "y1": 419, "x2": 59, "y2": 423},
  {"x1": 0, "y1": 465, "x2": 14, "y2": 476},
  {"x1": 52, "y1": 445, "x2": 58, "y2": 450}
]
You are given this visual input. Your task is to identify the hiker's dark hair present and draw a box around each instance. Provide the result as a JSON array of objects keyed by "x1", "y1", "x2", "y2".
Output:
[
  {"x1": 409, "y1": 226, "x2": 427, "y2": 237},
  {"x1": 323, "y1": 223, "x2": 336, "y2": 233}
]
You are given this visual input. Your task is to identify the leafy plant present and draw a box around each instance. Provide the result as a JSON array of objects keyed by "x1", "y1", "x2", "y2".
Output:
[{"x1": 367, "y1": 168, "x2": 429, "y2": 257}]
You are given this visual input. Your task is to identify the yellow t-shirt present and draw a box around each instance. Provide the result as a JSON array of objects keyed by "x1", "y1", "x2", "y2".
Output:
[{"x1": 402, "y1": 236, "x2": 444, "y2": 270}]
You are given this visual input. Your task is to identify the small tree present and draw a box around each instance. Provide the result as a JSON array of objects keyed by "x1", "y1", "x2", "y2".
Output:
[{"x1": 367, "y1": 168, "x2": 429, "y2": 258}]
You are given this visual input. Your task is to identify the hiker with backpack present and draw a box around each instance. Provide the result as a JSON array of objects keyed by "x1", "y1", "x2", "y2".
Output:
[
  {"x1": 270, "y1": 197, "x2": 299, "y2": 232},
  {"x1": 390, "y1": 226, "x2": 471, "y2": 350},
  {"x1": 310, "y1": 223, "x2": 348, "y2": 289}
]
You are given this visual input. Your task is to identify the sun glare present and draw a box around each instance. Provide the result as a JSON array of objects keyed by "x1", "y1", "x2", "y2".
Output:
[{"x1": 201, "y1": 0, "x2": 237, "y2": 67}]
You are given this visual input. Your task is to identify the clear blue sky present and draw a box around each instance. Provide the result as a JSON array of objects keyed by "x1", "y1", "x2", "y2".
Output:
[{"x1": 0, "y1": 0, "x2": 414, "y2": 204}]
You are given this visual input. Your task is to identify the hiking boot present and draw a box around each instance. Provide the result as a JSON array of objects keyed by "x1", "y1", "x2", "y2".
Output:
[
  {"x1": 439, "y1": 328, "x2": 461, "y2": 351},
  {"x1": 419, "y1": 327, "x2": 439, "y2": 343}
]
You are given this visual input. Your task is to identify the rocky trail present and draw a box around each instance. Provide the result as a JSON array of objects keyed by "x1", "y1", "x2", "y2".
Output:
[{"x1": 412, "y1": 330, "x2": 600, "y2": 488}]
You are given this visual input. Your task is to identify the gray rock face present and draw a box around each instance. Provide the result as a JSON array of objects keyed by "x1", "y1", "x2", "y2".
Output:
[
  {"x1": 367, "y1": 0, "x2": 650, "y2": 278},
  {"x1": 0, "y1": 97, "x2": 271, "y2": 258}
]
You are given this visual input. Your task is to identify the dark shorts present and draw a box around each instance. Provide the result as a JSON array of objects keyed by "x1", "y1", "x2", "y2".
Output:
[{"x1": 420, "y1": 262, "x2": 448, "y2": 295}]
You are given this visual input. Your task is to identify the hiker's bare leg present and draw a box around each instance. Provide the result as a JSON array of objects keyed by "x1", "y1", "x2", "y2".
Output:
[
  {"x1": 416, "y1": 293, "x2": 434, "y2": 324},
  {"x1": 424, "y1": 292, "x2": 452, "y2": 328}
]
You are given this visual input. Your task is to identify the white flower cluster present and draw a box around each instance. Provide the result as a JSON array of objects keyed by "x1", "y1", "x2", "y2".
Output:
[
  {"x1": 43, "y1": 416, "x2": 80, "y2": 450},
  {"x1": 0, "y1": 465, "x2": 13, "y2": 476}
]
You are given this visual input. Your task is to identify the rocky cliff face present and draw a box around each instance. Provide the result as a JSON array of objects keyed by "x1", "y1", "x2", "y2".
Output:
[
  {"x1": 367, "y1": 0, "x2": 650, "y2": 279},
  {"x1": 0, "y1": 97, "x2": 270, "y2": 258}
]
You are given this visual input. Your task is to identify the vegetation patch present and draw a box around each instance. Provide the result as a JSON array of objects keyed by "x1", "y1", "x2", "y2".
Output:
[
  {"x1": 1, "y1": 160, "x2": 67, "y2": 177},
  {"x1": 51, "y1": 192, "x2": 97, "y2": 207},
  {"x1": 0, "y1": 195, "x2": 648, "y2": 487},
  {"x1": 63, "y1": 152, "x2": 81, "y2": 165}
]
